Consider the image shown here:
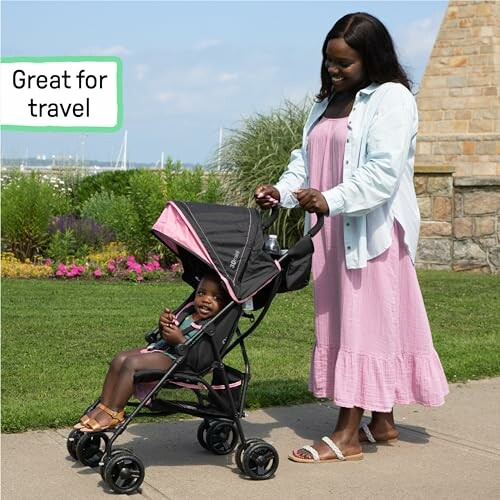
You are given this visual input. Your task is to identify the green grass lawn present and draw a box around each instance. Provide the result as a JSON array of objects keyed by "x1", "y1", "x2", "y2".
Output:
[{"x1": 2, "y1": 271, "x2": 499, "y2": 432}]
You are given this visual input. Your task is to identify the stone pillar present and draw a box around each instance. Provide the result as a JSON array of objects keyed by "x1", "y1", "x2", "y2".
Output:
[
  {"x1": 453, "y1": 177, "x2": 500, "y2": 272},
  {"x1": 414, "y1": 0, "x2": 500, "y2": 176},
  {"x1": 415, "y1": 166, "x2": 455, "y2": 270}
]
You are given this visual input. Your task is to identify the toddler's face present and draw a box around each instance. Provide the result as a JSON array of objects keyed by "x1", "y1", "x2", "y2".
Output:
[{"x1": 194, "y1": 276, "x2": 226, "y2": 319}]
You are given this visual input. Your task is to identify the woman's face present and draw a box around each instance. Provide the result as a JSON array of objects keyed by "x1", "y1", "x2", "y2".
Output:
[{"x1": 324, "y1": 37, "x2": 367, "y2": 94}]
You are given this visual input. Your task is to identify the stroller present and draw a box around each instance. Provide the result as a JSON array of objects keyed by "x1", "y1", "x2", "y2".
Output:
[{"x1": 66, "y1": 201, "x2": 323, "y2": 494}]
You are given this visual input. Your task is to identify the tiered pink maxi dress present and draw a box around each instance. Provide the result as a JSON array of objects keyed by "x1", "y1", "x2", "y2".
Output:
[{"x1": 307, "y1": 116, "x2": 449, "y2": 412}]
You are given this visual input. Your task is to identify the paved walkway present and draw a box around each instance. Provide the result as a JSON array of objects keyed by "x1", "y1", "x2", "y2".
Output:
[{"x1": 2, "y1": 377, "x2": 500, "y2": 499}]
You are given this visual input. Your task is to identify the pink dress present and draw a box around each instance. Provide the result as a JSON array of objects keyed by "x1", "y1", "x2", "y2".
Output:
[{"x1": 307, "y1": 116, "x2": 449, "y2": 412}]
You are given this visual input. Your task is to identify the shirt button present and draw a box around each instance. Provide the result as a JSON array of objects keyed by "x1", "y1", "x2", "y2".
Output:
[
  {"x1": 346, "y1": 222, "x2": 350, "y2": 226},
  {"x1": 345, "y1": 160, "x2": 349, "y2": 164},
  {"x1": 346, "y1": 138, "x2": 350, "y2": 143},
  {"x1": 347, "y1": 245, "x2": 351, "y2": 250}
]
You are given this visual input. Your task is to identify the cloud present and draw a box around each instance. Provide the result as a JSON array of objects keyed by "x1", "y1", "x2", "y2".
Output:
[
  {"x1": 193, "y1": 39, "x2": 222, "y2": 51},
  {"x1": 398, "y1": 14, "x2": 443, "y2": 59},
  {"x1": 134, "y1": 64, "x2": 148, "y2": 81},
  {"x1": 218, "y1": 72, "x2": 238, "y2": 82},
  {"x1": 79, "y1": 44, "x2": 131, "y2": 57}
]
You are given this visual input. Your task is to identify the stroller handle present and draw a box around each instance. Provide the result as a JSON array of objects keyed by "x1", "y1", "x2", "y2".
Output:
[
  {"x1": 308, "y1": 213, "x2": 324, "y2": 238},
  {"x1": 260, "y1": 206, "x2": 324, "y2": 238}
]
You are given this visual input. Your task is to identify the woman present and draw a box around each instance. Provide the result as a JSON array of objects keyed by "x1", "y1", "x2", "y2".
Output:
[{"x1": 255, "y1": 12, "x2": 448, "y2": 463}]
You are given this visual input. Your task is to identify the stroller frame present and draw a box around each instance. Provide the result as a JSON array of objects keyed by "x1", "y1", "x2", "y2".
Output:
[{"x1": 67, "y1": 203, "x2": 323, "y2": 494}]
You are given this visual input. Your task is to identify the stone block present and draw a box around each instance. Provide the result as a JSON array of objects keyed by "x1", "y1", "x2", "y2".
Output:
[
  {"x1": 488, "y1": 248, "x2": 500, "y2": 269},
  {"x1": 432, "y1": 142, "x2": 463, "y2": 155},
  {"x1": 414, "y1": 176, "x2": 427, "y2": 195},
  {"x1": 454, "y1": 192, "x2": 464, "y2": 217},
  {"x1": 454, "y1": 217, "x2": 473, "y2": 238},
  {"x1": 420, "y1": 221, "x2": 452, "y2": 237},
  {"x1": 433, "y1": 196, "x2": 453, "y2": 220},
  {"x1": 451, "y1": 121, "x2": 469, "y2": 133},
  {"x1": 416, "y1": 142, "x2": 432, "y2": 156},
  {"x1": 452, "y1": 261, "x2": 491, "y2": 273},
  {"x1": 453, "y1": 239, "x2": 487, "y2": 262},
  {"x1": 483, "y1": 87, "x2": 497, "y2": 96},
  {"x1": 416, "y1": 238, "x2": 452, "y2": 264},
  {"x1": 469, "y1": 120, "x2": 494, "y2": 133},
  {"x1": 476, "y1": 141, "x2": 497, "y2": 155},
  {"x1": 463, "y1": 191, "x2": 500, "y2": 215},
  {"x1": 477, "y1": 237, "x2": 497, "y2": 248},
  {"x1": 474, "y1": 217, "x2": 495, "y2": 236},
  {"x1": 427, "y1": 175, "x2": 453, "y2": 195},
  {"x1": 463, "y1": 141, "x2": 475, "y2": 154},
  {"x1": 417, "y1": 196, "x2": 432, "y2": 219}
]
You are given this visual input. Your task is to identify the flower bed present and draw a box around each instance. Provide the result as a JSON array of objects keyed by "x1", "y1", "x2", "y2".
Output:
[{"x1": 1, "y1": 248, "x2": 182, "y2": 282}]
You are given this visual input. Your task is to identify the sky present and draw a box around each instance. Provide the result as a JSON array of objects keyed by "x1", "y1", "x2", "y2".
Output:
[{"x1": 1, "y1": 0, "x2": 448, "y2": 166}]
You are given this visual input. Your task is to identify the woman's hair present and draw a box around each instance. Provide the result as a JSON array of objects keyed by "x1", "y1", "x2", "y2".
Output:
[{"x1": 316, "y1": 12, "x2": 411, "y2": 101}]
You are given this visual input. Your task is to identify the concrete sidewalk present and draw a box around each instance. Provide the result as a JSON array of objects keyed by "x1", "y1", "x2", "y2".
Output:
[{"x1": 2, "y1": 377, "x2": 500, "y2": 500}]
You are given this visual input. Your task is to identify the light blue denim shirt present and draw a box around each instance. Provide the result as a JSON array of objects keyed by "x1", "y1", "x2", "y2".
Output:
[{"x1": 275, "y1": 82, "x2": 420, "y2": 269}]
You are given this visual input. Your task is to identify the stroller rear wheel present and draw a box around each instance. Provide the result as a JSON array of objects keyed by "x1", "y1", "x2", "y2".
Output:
[
  {"x1": 75, "y1": 432, "x2": 109, "y2": 467},
  {"x1": 66, "y1": 428, "x2": 83, "y2": 460},
  {"x1": 241, "y1": 441, "x2": 279, "y2": 480},
  {"x1": 196, "y1": 419, "x2": 213, "y2": 450},
  {"x1": 206, "y1": 420, "x2": 238, "y2": 455},
  {"x1": 104, "y1": 452, "x2": 145, "y2": 494}
]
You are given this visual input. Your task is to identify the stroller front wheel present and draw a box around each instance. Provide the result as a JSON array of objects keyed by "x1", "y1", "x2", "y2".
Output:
[
  {"x1": 104, "y1": 452, "x2": 145, "y2": 494},
  {"x1": 242, "y1": 441, "x2": 279, "y2": 480},
  {"x1": 75, "y1": 432, "x2": 109, "y2": 467},
  {"x1": 66, "y1": 428, "x2": 83, "y2": 460}
]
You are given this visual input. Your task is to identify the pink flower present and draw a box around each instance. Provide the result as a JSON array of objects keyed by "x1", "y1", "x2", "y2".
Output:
[
  {"x1": 57, "y1": 263, "x2": 67, "y2": 273},
  {"x1": 55, "y1": 270, "x2": 64, "y2": 277},
  {"x1": 45, "y1": 259, "x2": 53, "y2": 266},
  {"x1": 94, "y1": 269, "x2": 102, "y2": 278},
  {"x1": 107, "y1": 263, "x2": 116, "y2": 272},
  {"x1": 137, "y1": 275, "x2": 144, "y2": 282}
]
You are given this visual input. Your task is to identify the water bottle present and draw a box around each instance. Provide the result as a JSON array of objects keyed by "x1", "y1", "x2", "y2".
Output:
[{"x1": 263, "y1": 234, "x2": 281, "y2": 259}]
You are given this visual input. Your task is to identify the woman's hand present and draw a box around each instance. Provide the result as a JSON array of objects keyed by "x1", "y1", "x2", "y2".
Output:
[
  {"x1": 254, "y1": 184, "x2": 280, "y2": 209},
  {"x1": 294, "y1": 189, "x2": 329, "y2": 214}
]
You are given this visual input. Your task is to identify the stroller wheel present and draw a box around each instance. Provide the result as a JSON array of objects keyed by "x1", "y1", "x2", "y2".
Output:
[
  {"x1": 66, "y1": 428, "x2": 83, "y2": 460},
  {"x1": 206, "y1": 420, "x2": 238, "y2": 455},
  {"x1": 235, "y1": 438, "x2": 264, "y2": 472},
  {"x1": 242, "y1": 441, "x2": 279, "y2": 480},
  {"x1": 99, "y1": 448, "x2": 134, "y2": 481},
  {"x1": 104, "y1": 452, "x2": 145, "y2": 494},
  {"x1": 196, "y1": 419, "x2": 213, "y2": 450},
  {"x1": 75, "y1": 432, "x2": 109, "y2": 467}
]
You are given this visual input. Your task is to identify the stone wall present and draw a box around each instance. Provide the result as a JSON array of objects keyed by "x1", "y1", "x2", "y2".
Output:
[
  {"x1": 414, "y1": 167, "x2": 500, "y2": 273},
  {"x1": 414, "y1": 0, "x2": 500, "y2": 177}
]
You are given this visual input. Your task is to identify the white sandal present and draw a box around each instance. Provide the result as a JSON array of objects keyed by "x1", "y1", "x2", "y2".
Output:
[{"x1": 289, "y1": 436, "x2": 364, "y2": 463}]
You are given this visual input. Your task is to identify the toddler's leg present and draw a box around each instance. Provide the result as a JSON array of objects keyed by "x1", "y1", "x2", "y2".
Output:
[
  {"x1": 74, "y1": 347, "x2": 143, "y2": 429},
  {"x1": 87, "y1": 352, "x2": 174, "y2": 430}
]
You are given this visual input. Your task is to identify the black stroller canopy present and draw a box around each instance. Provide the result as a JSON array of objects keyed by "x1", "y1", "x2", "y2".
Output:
[{"x1": 152, "y1": 201, "x2": 280, "y2": 303}]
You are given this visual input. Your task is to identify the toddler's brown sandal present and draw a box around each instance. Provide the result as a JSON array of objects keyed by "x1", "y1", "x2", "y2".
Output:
[{"x1": 81, "y1": 403, "x2": 125, "y2": 433}]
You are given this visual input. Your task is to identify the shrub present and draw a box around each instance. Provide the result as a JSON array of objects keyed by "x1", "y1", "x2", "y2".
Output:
[
  {"x1": 71, "y1": 169, "x2": 138, "y2": 211},
  {"x1": 215, "y1": 98, "x2": 310, "y2": 247},
  {"x1": 81, "y1": 163, "x2": 222, "y2": 263},
  {"x1": 1, "y1": 172, "x2": 70, "y2": 261},
  {"x1": 46, "y1": 214, "x2": 115, "y2": 262}
]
